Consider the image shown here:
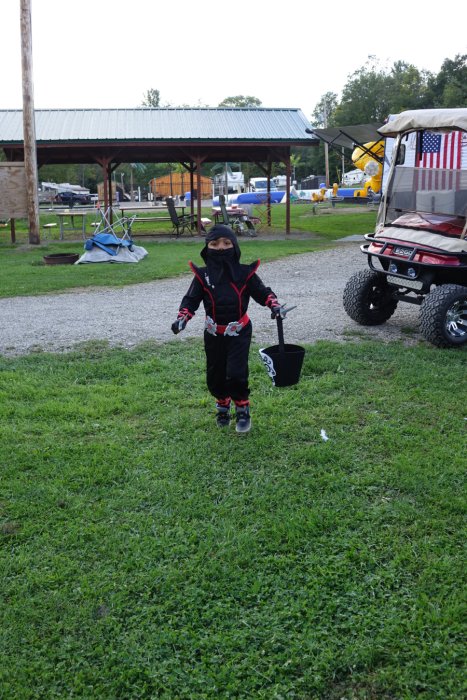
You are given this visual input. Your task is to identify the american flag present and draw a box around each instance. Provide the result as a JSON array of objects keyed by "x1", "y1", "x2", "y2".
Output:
[{"x1": 416, "y1": 130, "x2": 462, "y2": 190}]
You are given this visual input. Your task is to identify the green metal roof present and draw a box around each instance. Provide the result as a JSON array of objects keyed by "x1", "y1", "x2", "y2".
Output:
[{"x1": 0, "y1": 107, "x2": 316, "y2": 143}]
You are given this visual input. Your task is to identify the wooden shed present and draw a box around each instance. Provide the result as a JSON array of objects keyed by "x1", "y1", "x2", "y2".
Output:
[{"x1": 149, "y1": 172, "x2": 212, "y2": 200}]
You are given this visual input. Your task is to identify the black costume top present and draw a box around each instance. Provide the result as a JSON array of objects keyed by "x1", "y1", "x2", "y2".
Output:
[
  {"x1": 178, "y1": 224, "x2": 277, "y2": 326},
  {"x1": 179, "y1": 259, "x2": 275, "y2": 325}
]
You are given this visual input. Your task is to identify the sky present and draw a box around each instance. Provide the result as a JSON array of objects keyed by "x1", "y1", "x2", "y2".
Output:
[{"x1": 1, "y1": 0, "x2": 466, "y2": 121}]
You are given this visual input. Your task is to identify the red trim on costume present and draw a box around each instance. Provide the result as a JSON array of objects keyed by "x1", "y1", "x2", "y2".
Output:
[
  {"x1": 189, "y1": 261, "x2": 216, "y2": 319},
  {"x1": 229, "y1": 282, "x2": 243, "y2": 318},
  {"x1": 248, "y1": 260, "x2": 261, "y2": 277},
  {"x1": 236, "y1": 260, "x2": 261, "y2": 301},
  {"x1": 216, "y1": 397, "x2": 231, "y2": 407},
  {"x1": 179, "y1": 307, "x2": 194, "y2": 319},
  {"x1": 265, "y1": 293, "x2": 278, "y2": 308},
  {"x1": 234, "y1": 399, "x2": 250, "y2": 408}
]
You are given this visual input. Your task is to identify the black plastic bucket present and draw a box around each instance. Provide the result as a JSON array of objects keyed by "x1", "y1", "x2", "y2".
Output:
[{"x1": 259, "y1": 343, "x2": 305, "y2": 387}]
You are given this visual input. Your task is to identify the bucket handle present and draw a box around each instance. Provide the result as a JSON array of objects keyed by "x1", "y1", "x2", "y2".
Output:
[
  {"x1": 274, "y1": 305, "x2": 296, "y2": 352},
  {"x1": 276, "y1": 315, "x2": 285, "y2": 353}
]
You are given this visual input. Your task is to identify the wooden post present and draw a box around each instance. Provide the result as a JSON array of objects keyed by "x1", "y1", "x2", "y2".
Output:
[
  {"x1": 323, "y1": 102, "x2": 330, "y2": 188},
  {"x1": 108, "y1": 166, "x2": 113, "y2": 223},
  {"x1": 189, "y1": 167, "x2": 194, "y2": 219},
  {"x1": 20, "y1": 0, "x2": 40, "y2": 244},
  {"x1": 254, "y1": 161, "x2": 272, "y2": 229},
  {"x1": 96, "y1": 157, "x2": 111, "y2": 211},
  {"x1": 324, "y1": 141, "x2": 330, "y2": 188},
  {"x1": 196, "y1": 157, "x2": 208, "y2": 233},
  {"x1": 285, "y1": 151, "x2": 291, "y2": 235},
  {"x1": 103, "y1": 162, "x2": 109, "y2": 211},
  {"x1": 195, "y1": 157, "x2": 203, "y2": 234},
  {"x1": 267, "y1": 162, "x2": 272, "y2": 227}
]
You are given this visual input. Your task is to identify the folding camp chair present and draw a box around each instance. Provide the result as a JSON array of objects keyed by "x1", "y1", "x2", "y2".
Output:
[
  {"x1": 165, "y1": 197, "x2": 199, "y2": 237},
  {"x1": 91, "y1": 205, "x2": 135, "y2": 241}
]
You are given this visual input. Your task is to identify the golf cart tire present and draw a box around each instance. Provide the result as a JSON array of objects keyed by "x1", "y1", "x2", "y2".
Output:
[
  {"x1": 343, "y1": 269, "x2": 398, "y2": 325},
  {"x1": 419, "y1": 284, "x2": 467, "y2": 348}
]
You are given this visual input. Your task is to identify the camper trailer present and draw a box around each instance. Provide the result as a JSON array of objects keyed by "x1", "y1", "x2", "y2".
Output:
[
  {"x1": 212, "y1": 163, "x2": 245, "y2": 197},
  {"x1": 249, "y1": 177, "x2": 278, "y2": 192}
]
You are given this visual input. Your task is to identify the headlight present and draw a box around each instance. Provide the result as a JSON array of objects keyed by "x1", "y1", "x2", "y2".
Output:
[
  {"x1": 389, "y1": 263, "x2": 398, "y2": 273},
  {"x1": 407, "y1": 268, "x2": 417, "y2": 278}
]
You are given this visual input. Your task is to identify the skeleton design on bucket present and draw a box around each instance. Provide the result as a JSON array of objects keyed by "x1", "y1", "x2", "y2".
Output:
[{"x1": 259, "y1": 348, "x2": 277, "y2": 384}]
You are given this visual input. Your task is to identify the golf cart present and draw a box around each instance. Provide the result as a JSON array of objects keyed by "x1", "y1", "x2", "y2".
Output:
[{"x1": 343, "y1": 108, "x2": 467, "y2": 347}]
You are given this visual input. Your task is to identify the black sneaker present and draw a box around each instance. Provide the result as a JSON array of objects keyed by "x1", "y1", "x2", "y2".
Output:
[
  {"x1": 235, "y1": 407, "x2": 251, "y2": 433},
  {"x1": 216, "y1": 407, "x2": 231, "y2": 428}
]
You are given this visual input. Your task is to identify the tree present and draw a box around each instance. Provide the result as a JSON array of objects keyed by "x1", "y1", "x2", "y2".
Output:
[
  {"x1": 385, "y1": 61, "x2": 433, "y2": 112},
  {"x1": 331, "y1": 56, "x2": 435, "y2": 125},
  {"x1": 428, "y1": 54, "x2": 467, "y2": 107},
  {"x1": 309, "y1": 92, "x2": 339, "y2": 187},
  {"x1": 311, "y1": 92, "x2": 339, "y2": 127},
  {"x1": 218, "y1": 95, "x2": 262, "y2": 108},
  {"x1": 332, "y1": 57, "x2": 393, "y2": 125},
  {"x1": 142, "y1": 88, "x2": 161, "y2": 108}
]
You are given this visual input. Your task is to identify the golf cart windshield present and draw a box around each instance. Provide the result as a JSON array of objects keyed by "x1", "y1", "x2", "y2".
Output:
[{"x1": 380, "y1": 129, "x2": 467, "y2": 239}]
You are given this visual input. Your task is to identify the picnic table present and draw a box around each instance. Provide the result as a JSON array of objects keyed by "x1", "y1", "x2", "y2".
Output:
[
  {"x1": 211, "y1": 205, "x2": 247, "y2": 224},
  {"x1": 55, "y1": 211, "x2": 87, "y2": 239},
  {"x1": 119, "y1": 205, "x2": 186, "y2": 219},
  {"x1": 118, "y1": 205, "x2": 188, "y2": 233}
]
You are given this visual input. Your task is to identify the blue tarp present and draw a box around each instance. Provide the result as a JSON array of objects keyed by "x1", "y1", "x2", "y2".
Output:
[{"x1": 84, "y1": 232, "x2": 133, "y2": 256}]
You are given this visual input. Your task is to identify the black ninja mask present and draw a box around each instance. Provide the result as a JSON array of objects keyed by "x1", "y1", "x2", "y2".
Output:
[{"x1": 201, "y1": 224, "x2": 242, "y2": 284}]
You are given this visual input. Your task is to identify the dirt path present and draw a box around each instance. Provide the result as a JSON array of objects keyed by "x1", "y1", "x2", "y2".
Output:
[{"x1": 0, "y1": 242, "x2": 422, "y2": 356}]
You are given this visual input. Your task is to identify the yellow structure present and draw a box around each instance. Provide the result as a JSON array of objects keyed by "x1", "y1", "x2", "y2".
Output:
[
  {"x1": 311, "y1": 187, "x2": 327, "y2": 202},
  {"x1": 352, "y1": 140, "x2": 384, "y2": 197}
]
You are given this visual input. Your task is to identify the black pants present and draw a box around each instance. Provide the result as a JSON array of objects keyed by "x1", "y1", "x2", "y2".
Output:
[{"x1": 204, "y1": 322, "x2": 252, "y2": 402}]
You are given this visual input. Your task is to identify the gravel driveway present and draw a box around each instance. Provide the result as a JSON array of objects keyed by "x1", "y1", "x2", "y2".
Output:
[{"x1": 0, "y1": 240, "x2": 422, "y2": 357}]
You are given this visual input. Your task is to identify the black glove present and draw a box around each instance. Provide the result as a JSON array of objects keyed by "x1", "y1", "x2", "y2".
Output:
[
  {"x1": 171, "y1": 315, "x2": 188, "y2": 335},
  {"x1": 270, "y1": 302, "x2": 283, "y2": 319}
]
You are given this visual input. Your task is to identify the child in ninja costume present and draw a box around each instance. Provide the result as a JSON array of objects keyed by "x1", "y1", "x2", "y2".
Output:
[{"x1": 171, "y1": 224, "x2": 284, "y2": 433}]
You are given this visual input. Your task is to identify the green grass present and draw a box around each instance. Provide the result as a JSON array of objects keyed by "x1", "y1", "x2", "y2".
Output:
[
  {"x1": 0, "y1": 208, "x2": 376, "y2": 298},
  {"x1": 3, "y1": 203, "x2": 375, "y2": 241},
  {"x1": 0, "y1": 239, "x2": 332, "y2": 298},
  {"x1": 1, "y1": 339, "x2": 465, "y2": 699}
]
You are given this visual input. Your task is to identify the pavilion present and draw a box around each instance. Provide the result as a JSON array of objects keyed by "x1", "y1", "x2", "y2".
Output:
[{"x1": 0, "y1": 107, "x2": 318, "y2": 233}]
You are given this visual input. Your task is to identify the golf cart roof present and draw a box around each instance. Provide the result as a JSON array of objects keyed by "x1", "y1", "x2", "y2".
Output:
[
  {"x1": 378, "y1": 108, "x2": 467, "y2": 137},
  {"x1": 310, "y1": 123, "x2": 383, "y2": 149}
]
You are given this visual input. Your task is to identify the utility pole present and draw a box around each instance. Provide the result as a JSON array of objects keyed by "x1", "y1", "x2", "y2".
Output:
[
  {"x1": 323, "y1": 103, "x2": 330, "y2": 188},
  {"x1": 20, "y1": 0, "x2": 40, "y2": 244}
]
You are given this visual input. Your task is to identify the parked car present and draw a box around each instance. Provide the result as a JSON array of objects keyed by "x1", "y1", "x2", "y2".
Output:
[{"x1": 56, "y1": 191, "x2": 91, "y2": 205}]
